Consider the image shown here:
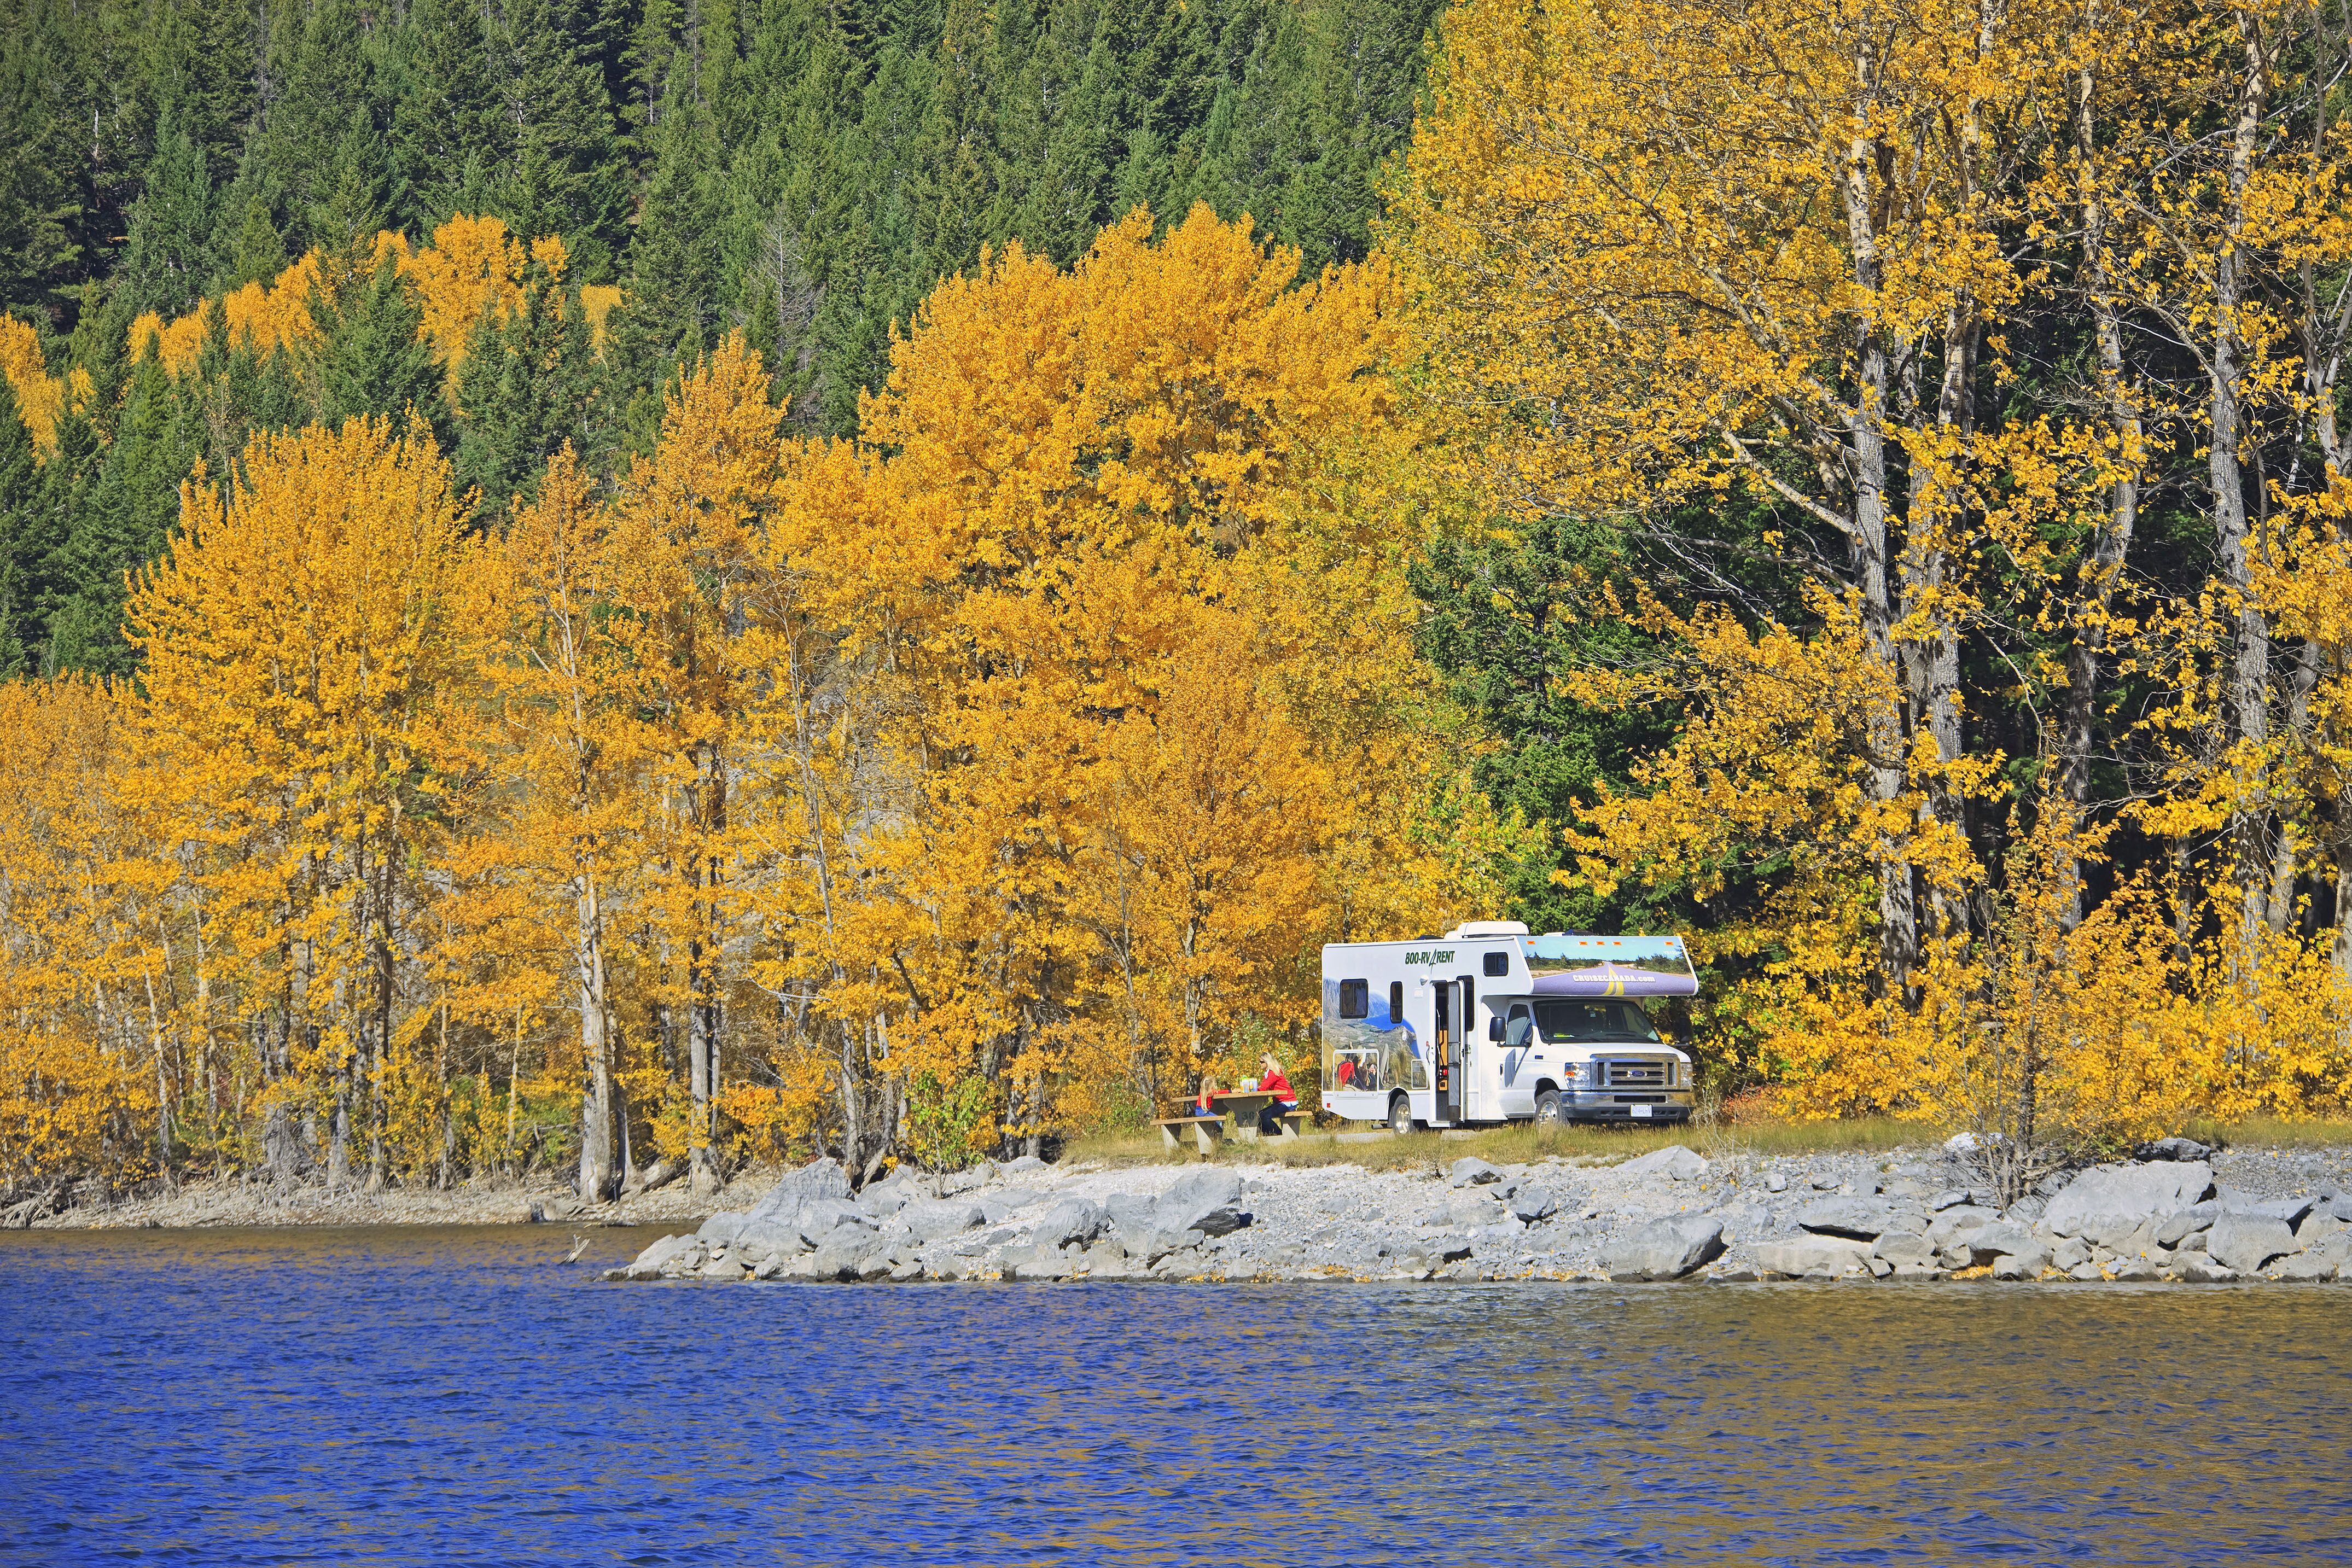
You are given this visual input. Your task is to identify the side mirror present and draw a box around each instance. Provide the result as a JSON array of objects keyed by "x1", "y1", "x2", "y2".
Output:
[{"x1": 1488, "y1": 1016, "x2": 1504, "y2": 1041}]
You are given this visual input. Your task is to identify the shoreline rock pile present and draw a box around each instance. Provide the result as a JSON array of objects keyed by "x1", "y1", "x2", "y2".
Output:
[{"x1": 607, "y1": 1139, "x2": 2352, "y2": 1285}]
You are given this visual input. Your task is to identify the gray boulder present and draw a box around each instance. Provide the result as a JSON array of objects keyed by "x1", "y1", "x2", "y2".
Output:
[
  {"x1": 1754, "y1": 1235, "x2": 1871, "y2": 1278},
  {"x1": 2207, "y1": 1213, "x2": 2298, "y2": 1274},
  {"x1": 2175, "y1": 1254, "x2": 2238, "y2": 1283},
  {"x1": 1446, "y1": 1190, "x2": 1507, "y2": 1227},
  {"x1": 808, "y1": 1232, "x2": 882, "y2": 1281},
  {"x1": 1032, "y1": 1197, "x2": 1110, "y2": 1251},
  {"x1": 625, "y1": 1233, "x2": 698, "y2": 1280},
  {"x1": 899, "y1": 1201, "x2": 987, "y2": 1244},
  {"x1": 696, "y1": 1210, "x2": 748, "y2": 1245},
  {"x1": 2044, "y1": 1161, "x2": 2214, "y2": 1246},
  {"x1": 744, "y1": 1157, "x2": 854, "y2": 1225},
  {"x1": 2140, "y1": 1136, "x2": 2213, "y2": 1162},
  {"x1": 1960, "y1": 1219, "x2": 2036, "y2": 1264},
  {"x1": 1599, "y1": 1222, "x2": 1731, "y2": 1279},
  {"x1": 1105, "y1": 1192, "x2": 1159, "y2": 1240},
  {"x1": 1449, "y1": 1157, "x2": 1504, "y2": 1188},
  {"x1": 1798, "y1": 1197, "x2": 1896, "y2": 1240},
  {"x1": 1990, "y1": 1246, "x2": 2048, "y2": 1279},
  {"x1": 1872, "y1": 1230, "x2": 1937, "y2": 1267},
  {"x1": 2220, "y1": 1193, "x2": 2315, "y2": 1227},
  {"x1": 1158, "y1": 1169, "x2": 1249, "y2": 1238},
  {"x1": 1926, "y1": 1205, "x2": 1996, "y2": 1246},
  {"x1": 858, "y1": 1185, "x2": 912, "y2": 1219},
  {"x1": 2155, "y1": 1205, "x2": 2216, "y2": 1247},
  {"x1": 991, "y1": 1186, "x2": 1048, "y2": 1213},
  {"x1": 1139, "y1": 1226, "x2": 1208, "y2": 1264},
  {"x1": 1617, "y1": 1145, "x2": 1708, "y2": 1181},
  {"x1": 794, "y1": 1197, "x2": 872, "y2": 1246},
  {"x1": 1509, "y1": 1184, "x2": 1559, "y2": 1223},
  {"x1": 733, "y1": 1219, "x2": 808, "y2": 1256},
  {"x1": 999, "y1": 1155, "x2": 1049, "y2": 1177}
]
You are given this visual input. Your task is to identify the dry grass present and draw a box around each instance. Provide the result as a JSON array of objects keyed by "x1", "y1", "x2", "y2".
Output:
[
  {"x1": 1059, "y1": 1111, "x2": 2352, "y2": 1173},
  {"x1": 1059, "y1": 1115, "x2": 1929, "y2": 1173},
  {"x1": 2180, "y1": 1113, "x2": 2352, "y2": 1151}
]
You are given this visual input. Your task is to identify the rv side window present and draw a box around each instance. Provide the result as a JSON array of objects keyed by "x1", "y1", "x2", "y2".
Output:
[
  {"x1": 1483, "y1": 951, "x2": 1509, "y2": 977},
  {"x1": 1338, "y1": 980, "x2": 1368, "y2": 1019},
  {"x1": 1389, "y1": 981, "x2": 1404, "y2": 1023},
  {"x1": 1504, "y1": 1004, "x2": 1534, "y2": 1048}
]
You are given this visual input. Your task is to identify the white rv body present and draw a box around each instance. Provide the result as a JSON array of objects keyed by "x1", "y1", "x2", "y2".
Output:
[{"x1": 1319, "y1": 922, "x2": 1697, "y2": 1131}]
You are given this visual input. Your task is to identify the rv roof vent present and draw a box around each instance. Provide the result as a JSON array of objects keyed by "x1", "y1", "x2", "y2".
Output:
[{"x1": 1446, "y1": 920, "x2": 1531, "y2": 939}]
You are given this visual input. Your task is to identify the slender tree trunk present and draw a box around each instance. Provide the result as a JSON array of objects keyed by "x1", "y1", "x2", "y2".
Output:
[
  {"x1": 2214, "y1": 20, "x2": 2273, "y2": 943},
  {"x1": 1836, "y1": 50, "x2": 1919, "y2": 999},
  {"x1": 577, "y1": 867, "x2": 617, "y2": 1203},
  {"x1": 2056, "y1": 39, "x2": 2143, "y2": 929}
]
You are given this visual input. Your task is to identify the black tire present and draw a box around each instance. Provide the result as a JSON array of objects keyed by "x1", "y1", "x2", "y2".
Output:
[
  {"x1": 1533, "y1": 1088, "x2": 1566, "y2": 1126},
  {"x1": 1388, "y1": 1094, "x2": 1416, "y2": 1135}
]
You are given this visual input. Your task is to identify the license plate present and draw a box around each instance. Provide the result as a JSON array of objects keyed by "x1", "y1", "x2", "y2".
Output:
[{"x1": 1632, "y1": 1104, "x2": 1654, "y2": 1118}]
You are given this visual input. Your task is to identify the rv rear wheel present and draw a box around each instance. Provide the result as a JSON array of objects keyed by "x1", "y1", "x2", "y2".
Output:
[
  {"x1": 1533, "y1": 1089, "x2": 1565, "y2": 1126},
  {"x1": 1388, "y1": 1094, "x2": 1415, "y2": 1135}
]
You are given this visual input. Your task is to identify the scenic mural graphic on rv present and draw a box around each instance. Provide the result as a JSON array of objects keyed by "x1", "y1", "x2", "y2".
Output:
[
  {"x1": 1320, "y1": 977, "x2": 1427, "y2": 1096},
  {"x1": 1524, "y1": 935, "x2": 1699, "y2": 997}
]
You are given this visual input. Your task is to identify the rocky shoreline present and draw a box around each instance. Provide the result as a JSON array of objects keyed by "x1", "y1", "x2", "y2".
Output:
[{"x1": 614, "y1": 1138, "x2": 2352, "y2": 1285}]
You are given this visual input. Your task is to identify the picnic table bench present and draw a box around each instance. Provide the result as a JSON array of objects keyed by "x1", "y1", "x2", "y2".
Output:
[{"x1": 1156, "y1": 1114, "x2": 1227, "y2": 1155}]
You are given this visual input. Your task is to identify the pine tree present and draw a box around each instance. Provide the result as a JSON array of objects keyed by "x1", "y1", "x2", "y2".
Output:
[
  {"x1": 185, "y1": 0, "x2": 265, "y2": 185},
  {"x1": 499, "y1": 0, "x2": 630, "y2": 276},
  {"x1": 0, "y1": 376, "x2": 39, "y2": 675},
  {"x1": 269, "y1": 0, "x2": 382, "y2": 255},
  {"x1": 51, "y1": 353, "x2": 200, "y2": 677},
  {"x1": 312, "y1": 249, "x2": 446, "y2": 439},
  {"x1": 394, "y1": 0, "x2": 509, "y2": 233},
  {"x1": 454, "y1": 266, "x2": 614, "y2": 521},
  {"x1": 10, "y1": 406, "x2": 101, "y2": 673},
  {"x1": 0, "y1": 1, "x2": 88, "y2": 326},
  {"x1": 212, "y1": 153, "x2": 290, "y2": 292},
  {"x1": 116, "y1": 106, "x2": 218, "y2": 323},
  {"x1": 612, "y1": 89, "x2": 727, "y2": 394}
]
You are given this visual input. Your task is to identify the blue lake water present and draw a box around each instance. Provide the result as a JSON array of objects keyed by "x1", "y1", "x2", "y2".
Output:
[{"x1": 2, "y1": 1225, "x2": 2348, "y2": 1566}]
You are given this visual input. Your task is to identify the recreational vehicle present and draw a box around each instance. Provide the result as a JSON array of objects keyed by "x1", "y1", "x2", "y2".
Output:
[{"x1": 1319, "y1": 923, "x2": 1698, "y2": 1133}]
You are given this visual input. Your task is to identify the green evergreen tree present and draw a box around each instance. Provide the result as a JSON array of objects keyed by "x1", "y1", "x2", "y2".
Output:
[
  {"x1": 393, "y1": 0, "x2": 509, "y2": 232},
  {"x1": 0, "y1": 2, "x2": 89, "y2": 325},
  {"x1": 310, "y1": 248, "x2": 446, "y2": 438},
  {"x1": 453, "y1": 265, "x2": 615, "y2": 520},
  {"x1": 185, "y1": 0, "x2": 265, "y2": 184},
  {"x1": 612, "y1": 89, "x2": 727, "y2": 390},
  {"x1": 116, "y1": 106, "x2": 218, "y2": 323},
  {"x1": 213, "y1": 153, "x2": 291, "y2": 290},
  {"x1": 51, "y1": 352, "x2": 199, "y2": 676},
  {"x1": 268, "y1": 0, "x2": 382, "y2": 254},
  {"x1": 0, "y1": 376, "x2": 40, "y2": 676},
  {"x1": 10, "y1": 407, "x2": 102, "y2": 675},
  {"x1": 499, "y1": 0, "x2": 630, "y2": 276}
]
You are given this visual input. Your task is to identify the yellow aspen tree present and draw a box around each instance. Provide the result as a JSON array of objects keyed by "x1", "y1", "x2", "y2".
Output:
[
  {"x1": 474, "y1": 446, "x2": 672, "y2": 1201},
  {"x1": 1386, "y1": 0, "x2": 2070, "y2": 995},
  {"x1": 618, "y1": 335, "x2": 781, "y2": 1195},
  {"x1": 129, "y1": 417, "x2": 471, "y2": 1189}
]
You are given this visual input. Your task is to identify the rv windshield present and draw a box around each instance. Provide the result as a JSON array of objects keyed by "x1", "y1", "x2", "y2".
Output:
[{"x1": 1532, "y1": 999, "x2": 1662, "y2": 1044}]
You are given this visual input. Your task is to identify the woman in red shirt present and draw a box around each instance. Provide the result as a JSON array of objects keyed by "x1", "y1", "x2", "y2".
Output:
[{"x1": 1255, "y1": 1053, "x2": 1296, "y2": 1135}]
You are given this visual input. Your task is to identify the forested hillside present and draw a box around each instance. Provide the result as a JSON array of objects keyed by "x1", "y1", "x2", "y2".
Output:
[
  {"x1": 6, "y1": 0, "x2": 2352, "y2": 1209},
  {"x1": 0, "y1": 0, "x2": 1440, "y2": 677}
]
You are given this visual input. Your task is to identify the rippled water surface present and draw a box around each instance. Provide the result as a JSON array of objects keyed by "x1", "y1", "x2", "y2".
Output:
[{"x1": 3, "y1": 1226, "x2": 2349, "y2": 1566}]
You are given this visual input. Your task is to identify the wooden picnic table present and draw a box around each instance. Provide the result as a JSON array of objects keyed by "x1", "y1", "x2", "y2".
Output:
[{"x1": 1210, "y1": 1089, "x2": 1290, "y2": 1140}]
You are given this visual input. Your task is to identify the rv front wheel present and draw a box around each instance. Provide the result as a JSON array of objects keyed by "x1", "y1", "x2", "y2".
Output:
[
  {"x1": 1533, "y1": 1089, "x2": 1565, "y2": 1126},
  {"x1": 1387, "y1": 1095, "x2": 1415, "y2": 1136}
]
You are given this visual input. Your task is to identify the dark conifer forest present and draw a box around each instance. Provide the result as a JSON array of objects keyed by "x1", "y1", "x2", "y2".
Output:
[{"x1": 0, "y1": 0, "x2": 1443, "y2": 675}]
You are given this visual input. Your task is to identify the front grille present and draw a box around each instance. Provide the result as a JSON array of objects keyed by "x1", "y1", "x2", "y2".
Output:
[
  {"x1": 1613, "y1": 1094, "x2": 1667, "y2": 1104},
  {"x1": 1600, "y1": 1058, "x2": 1673, "y2": 1088}
]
